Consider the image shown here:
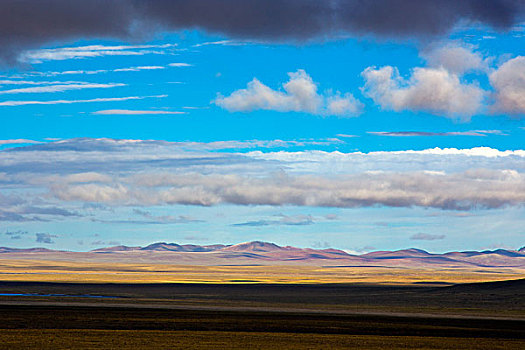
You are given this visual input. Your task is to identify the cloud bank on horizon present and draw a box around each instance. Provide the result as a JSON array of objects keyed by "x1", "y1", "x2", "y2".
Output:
[
  {"x1": 1, "y1": 138, "x2": 525, "y2": 214},
  {"x1": 0, "y1": 0, "x2": 524, "y2": 64}
]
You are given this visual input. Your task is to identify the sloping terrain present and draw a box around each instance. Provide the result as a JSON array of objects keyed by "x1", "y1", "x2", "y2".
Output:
[{"x1": 1, "y1": 241, "x2": 524, "y2": 269}]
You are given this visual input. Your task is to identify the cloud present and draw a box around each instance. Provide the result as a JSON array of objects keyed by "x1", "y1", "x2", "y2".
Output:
[
  {"x1": 0, "y1": 211, "x2": 27, "y2": 222},
  {"x1": 92, "y1": 109, "x2": 186, "y2": 115},
  {"x1": 20, "y1": 44, "x2": 177, "y2": 63},
  {"x1": 0, "y1": 94, "x2": 166, "y2": 107},
  {"x1": 0, "y1": 139, "x2": 41, "y2": 145},
  {"x1": 91, "y1": 240, "x2": 120, "y2": 246},
  {"x1": 51, "y1": 169, "x2": 525, "y2": 210},
  {"x1": 0, "y1": 79, "x2": 86, "y2": 85},
  {"x1": 362, "y1": 43, "x2": 524, "y2": 118},
  {"x1": 312, "y1": 241, "x2": 331, "y2": 248},
  {"x1": 216, "y1": 70, "x2": 363, "y2": 117},
  {"x1": 35, "y1": 232, "x2": 58, "y2": 244},
  {"x1": 489, "y1": 56, "x2": 525, "y2": 115},
  {"x1": 0, "y1": 209, "x2": 49, "y2": 222},
  {"x1": 31, "y1": 65, "x2": 166, "y2": 76},
  {"x1": 0, "y1": 203, "x2": 78, "y2": 222},
  {"x1": 20, "y1": 206, "x2": 79, "y2": 217},
  {"x1": 379, "y1": 147, "x2": 525, "y2": 158},
  {"x1": 0, "y1": 1, "x2": 523, "y2": 65},
  {"x1": 361, "y1": 65, "x2": 485, "y2": 119},
  {"x1": 131, "y1": 208, "x2": 202, "y2": 224},
  {"x1": 193, "y1": 40, "x2": 248, "y2": 48},
  {"x1": 4, "y1": 230, "x2": 28, "y2": 240},
  {"x1": 168, "y1": 63, "x2": 192, "y2": 67},
  {"x1": 368, "y1": 130, "x2": 506, "y2": 137},
  {"x1": 0, "y1": 82, "x2": 124, "y2": 94},
  {"x1": 233, "y1": 214, "x2": 314, "y2": 227},
  {"x1": 326, "y1": 93, "x2": 364, "y2": 116},
  {"x1": 113, "y1": 65, "x2": 166, "y2": 72},
  {"x1": 3, "y1": 139, "x2": 525, "y2": 212},
  {"x1": 410, "y1": 233, "x2": 446, "y2": 240},
  {"x1": 422, "y1": 42, "x2": 490, "y2": 75}
]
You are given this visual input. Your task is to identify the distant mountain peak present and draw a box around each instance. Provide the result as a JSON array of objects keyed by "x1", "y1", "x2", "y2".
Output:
[
  {"x1": 139, "y1": 242, "x2": 227, "y2": 252},
  {"x1": 2, "y1": 242, "x2": 524, "y2": 268},
  {"x1": 221, "y1": 241, "x2": 284, "y2": 252},
  {"x1": 91, "y1": 245, "x2": 140, "y2": 253},
  {"x1": 141, "y1": 242, "x2": 183, "y2": 251},
  {"x1": 361, "y1": 248, "x2": 431, "y2": 259}
]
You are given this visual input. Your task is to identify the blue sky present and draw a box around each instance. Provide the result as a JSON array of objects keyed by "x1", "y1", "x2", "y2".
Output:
[{"x1": 0, "y1": 2, "x2": 524, "y2": 253}]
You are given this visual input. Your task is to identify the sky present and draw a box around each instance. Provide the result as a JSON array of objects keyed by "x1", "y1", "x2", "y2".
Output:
[{"x1": 0, "y1": 0, "x2": 524, "y2": 253}]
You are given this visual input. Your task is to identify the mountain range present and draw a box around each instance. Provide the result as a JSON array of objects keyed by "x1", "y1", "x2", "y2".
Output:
[{"x1": 1, "y1": 241, "x2": 524, "y2": 268}]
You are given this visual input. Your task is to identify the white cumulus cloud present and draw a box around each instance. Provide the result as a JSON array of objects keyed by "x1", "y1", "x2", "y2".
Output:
[
  {"x1": 215, "y1": 70, "x2": 363, "y2": 117},
  {"x1": 361, "y1": 66, "x2": 485, "y2": 120},
  {"x1": 490, "y1": 56, "x2": 525, "y2": 116},
  {"x1": 422, "y1": 42, "x2": 489, "y2": 75}
]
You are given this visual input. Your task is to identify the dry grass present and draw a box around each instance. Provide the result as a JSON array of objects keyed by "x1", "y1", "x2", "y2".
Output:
[
  {"x1": 0, "y1": 329, "x2": 523, "y2": 350},
  {"x1": 0, "y1": 258, "x2": 523, "y2": 284}
]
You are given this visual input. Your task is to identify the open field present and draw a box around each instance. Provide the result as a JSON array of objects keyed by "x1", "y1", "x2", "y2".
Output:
[
  {"x1": 0, "y1": 258, "x2": 524, "y2": 284},
  {"x1": 0, "y1": 302, "x2": 523, "y2": 349},
  {"x1": 1, "y1": 279, "x2": 525, "y2": 316},
  {"x1": 3, "y1": 329, "x2": 525, "y2": 350},
  {"x1": 0, "y1": 250, "x2": 523, "y2": 349},
  {"x1": 0, "y1": 280, "x2": 523, "y2": 349}
]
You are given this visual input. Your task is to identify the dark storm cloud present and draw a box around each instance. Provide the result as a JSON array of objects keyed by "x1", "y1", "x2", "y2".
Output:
[{"x1": 1, "y1": 0, "x2": 524, "y2": 64}]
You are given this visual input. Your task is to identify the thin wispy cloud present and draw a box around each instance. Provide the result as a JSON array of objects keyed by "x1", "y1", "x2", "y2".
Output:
[
  {"x1": 0, "y1": 83, "x2": 124, "y2": 94},
  {"x1": 0, "y1": 139, "x2": 41, "y2": 145},
  {"x1": 30, "y1": 66, "x2": 167, "y2": 77},
  {"x1": 113, "y1": 66, "x2": 166, "y2": 72},
  {"x1": 131, "y1": 209, "x2": 202, "y2": 224},
  {"x1": 93, "y1": 109, "x2": 186, "y2": 115},
  {"x1": 193, "y1": 40, "x2": 247, "y2": 48},
  {"x1": 233, "y1": 214, "x2": 314, "y2": 227},
  {"x1": 369, "y1": 130, "x2": 506, "y2": 137},
  {"x1": 410, "y1": 233, "x2": 446, "y2": 241},
  {"x1": 0, "y1": 95, "x2": 167, "y2": 107},
  {"x1": 168, "y1": 63, "x2": 192, "y2": 67},
  {"x1": 0, "y1": 79, "x2": 85, "y2": 85},
  {"x1": 20, "y1": 44, "x2": 178, "y2": 63}
]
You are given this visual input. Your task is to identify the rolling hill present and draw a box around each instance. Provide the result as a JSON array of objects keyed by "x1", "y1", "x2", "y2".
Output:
[{"x1": 0, "y1": 241, "x2": 523, "y2": 268}]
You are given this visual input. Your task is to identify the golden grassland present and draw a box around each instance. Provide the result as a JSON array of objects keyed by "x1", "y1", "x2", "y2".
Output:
[
  {"x1": 0, "y1": 258, "x2": 523, "y2": 284},
  {"x1": 1, "y1": 329, "x2": 523, "y2": 350}
]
